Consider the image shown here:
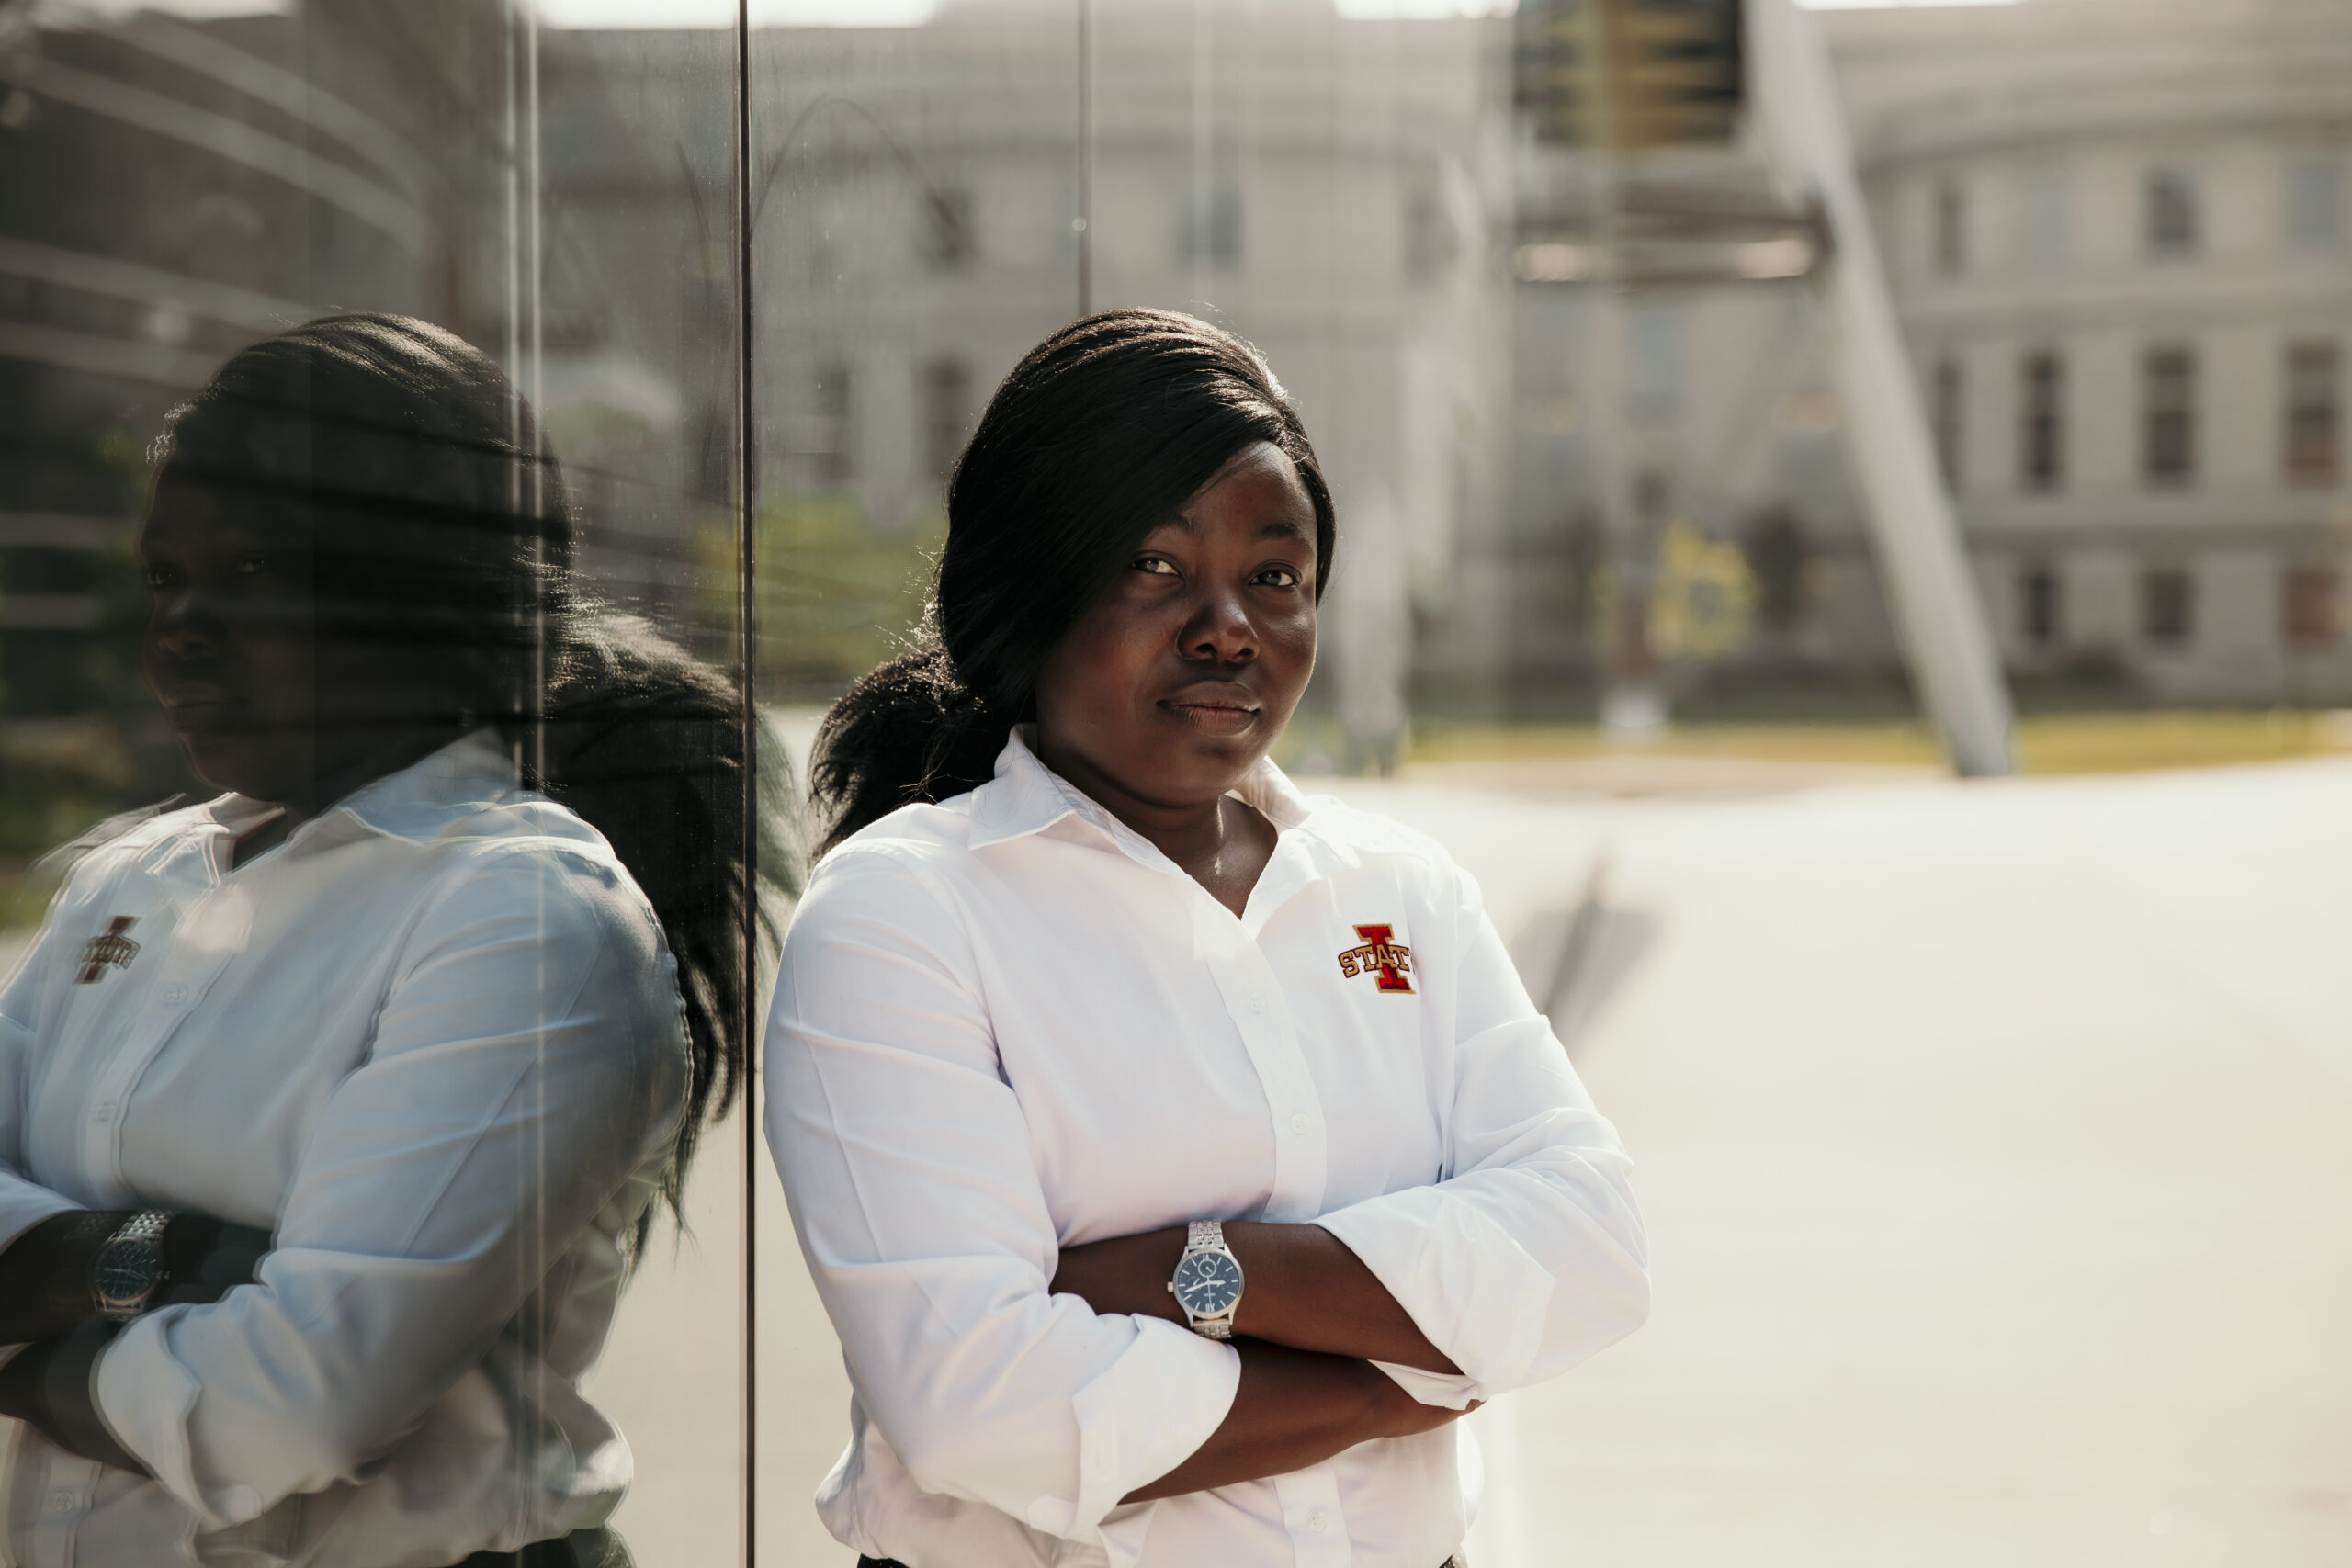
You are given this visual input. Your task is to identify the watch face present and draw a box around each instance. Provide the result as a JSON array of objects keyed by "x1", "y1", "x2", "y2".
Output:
[
  {"x1": 94, "y1": 1236, "x2": 164, "y2": 1309},
  {"x1": 1172, "y1": 1250, "x2": 1243, "y2": 1318}
]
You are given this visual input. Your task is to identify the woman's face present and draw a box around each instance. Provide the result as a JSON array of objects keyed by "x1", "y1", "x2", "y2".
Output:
[
  {"x1": 1033, "y1": 441, "x2": 1319, "y2": 814},
  {"x1": 140, "y1": 472, "x2": 437, "y2": 807}
]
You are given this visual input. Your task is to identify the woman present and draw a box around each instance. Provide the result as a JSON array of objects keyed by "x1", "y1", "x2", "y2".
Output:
[
  {"x1": 0, "y1": 315, "x2": 769, "y2": 1567},
  {"x1": 767, "y1": 309, "x2": 1649, "y2": 1568}
]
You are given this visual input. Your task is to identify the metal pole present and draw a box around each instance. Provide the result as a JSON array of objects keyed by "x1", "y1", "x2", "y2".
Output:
[{"x1": 1750, "y1": 0, "x2": 2015, "y2": 775}]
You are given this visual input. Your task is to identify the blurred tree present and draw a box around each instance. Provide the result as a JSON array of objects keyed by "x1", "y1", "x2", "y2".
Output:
[
  {"x1": 1648, "y1": 519, "x2": 1756, "y2": 660},
  {"x1": 710, "y1": 491, "x2": 944, "y2": 700}
]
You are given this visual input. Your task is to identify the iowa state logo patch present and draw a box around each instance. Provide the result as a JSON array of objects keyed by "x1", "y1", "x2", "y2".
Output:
[
  {"x1": 77, "y1": 916, "x2": 140, "y2": 984},
  {"x1": 1337, "y1": 923, "x2": 1413, "y2": 994}
]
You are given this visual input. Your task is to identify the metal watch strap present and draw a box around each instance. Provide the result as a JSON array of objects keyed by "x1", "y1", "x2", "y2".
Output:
[
  {"x1": 93, "y1": 1209, "x2": 171, "y2": 1322},
  {"x1": 1182, "y1": 1220, "x2": 1236, "y2": 1339}
]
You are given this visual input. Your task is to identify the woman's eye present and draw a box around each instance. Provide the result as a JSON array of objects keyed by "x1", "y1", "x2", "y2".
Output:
[
  {"x1": 1257, "y1": 566, "x2": 1302, "y2": 589},
  {"x1": 235, "y1": 555, "x2": 270, "y2": 576},
  {"x1": 1135, "y1": 556, "x2": 1179, "y2": 577},
  {"x1": 143, "y1": 567, "x2": 183, "y2": 590}
]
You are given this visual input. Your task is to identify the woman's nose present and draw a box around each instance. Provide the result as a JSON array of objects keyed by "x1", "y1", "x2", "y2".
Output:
[
  {"x1": 1181, "y1": 590, "x2": 1258, "y2": 664},
  {"x1": 150, "y1": 591, "x2": 225, "y2": 661}
]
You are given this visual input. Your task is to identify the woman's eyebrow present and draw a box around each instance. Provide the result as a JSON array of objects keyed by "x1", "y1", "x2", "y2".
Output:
[{"x1": 1258, "y1": 515, "x2": 1308, "y2": 541}]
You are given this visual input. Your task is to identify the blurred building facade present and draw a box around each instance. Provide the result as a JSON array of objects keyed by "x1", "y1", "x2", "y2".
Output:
[
  {"x1": 745, "y1": 0, "x2": 1512, "y2": 749},
  {"x1": 5, "y1": 0, "x2": 2346, "y2": 795},
  {"x1": 1836, "y1": 0, "x2": 2351, "y2": 705},
  {"x1": 1480, "y1": 0, "x2": 2352, "y2": 716}
]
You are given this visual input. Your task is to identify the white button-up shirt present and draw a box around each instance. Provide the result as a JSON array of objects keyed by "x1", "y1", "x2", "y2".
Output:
[
  {"x1": 765, "y1": 731, "x2": 1648, "y2": 1568},
  {"x1": 0, "y1": 731, "x2": 687, "y2": 1567}
]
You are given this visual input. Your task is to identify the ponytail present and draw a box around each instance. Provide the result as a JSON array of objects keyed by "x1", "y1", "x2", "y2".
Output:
[
  {"x1": 811, "y1": 309, "x2": 1336, "y2": 852},
  {"x1": 527, "y1": 608, "x2": 790, "y2": 1247},
  {"x1": 810, "y1": 641, "x2": 1005, "y2": 855}
]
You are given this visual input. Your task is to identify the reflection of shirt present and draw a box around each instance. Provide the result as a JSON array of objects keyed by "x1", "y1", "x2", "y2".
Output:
[
  {"x1": 765, "y1": 731, "x2": 1649, "y2": 1568},
  {"x1": 0, "y1": 730, "x2": 688, "y2": 1568}
]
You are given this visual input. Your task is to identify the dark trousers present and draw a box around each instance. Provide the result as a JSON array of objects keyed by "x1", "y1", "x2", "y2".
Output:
[{"x1": 453, "y1": 1527, "x2": 631, "y2": 1568}]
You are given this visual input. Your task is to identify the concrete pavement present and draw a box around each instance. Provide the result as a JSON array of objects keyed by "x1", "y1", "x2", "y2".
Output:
[
  {"x1": 8, "y1": 750, "x2": 2346, "y2": 1564},
  {"x1": 1412, "y1": 757, "x2": 2352, "y2": 1568}
]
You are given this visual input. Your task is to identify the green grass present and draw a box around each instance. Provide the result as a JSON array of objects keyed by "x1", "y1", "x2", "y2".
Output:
[{"x1": 1403, "y1": 708, "x2": 2352, "y2": 777}]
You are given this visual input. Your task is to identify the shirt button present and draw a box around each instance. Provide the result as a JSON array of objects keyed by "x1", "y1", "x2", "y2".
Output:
[
  {"x1": 1308, "y1": 1508, "x2": 1329, "y2": 1532},
  {"x1": 1249, "y1": 993, "x2": 1268, "y2": 1014},
  {"x1": 92, "y1": 1103, "x2": 118, "y2": 1122},
  {"x1": 44, "y1": 1488, "x2": 76, "y2": 1512},
  {"x1": 1290, "y1": 1112, "x2": 1310, "y2": 1135},
  {"x1": 159, "y1": 982, "x2": 189, "y2": 1005}
]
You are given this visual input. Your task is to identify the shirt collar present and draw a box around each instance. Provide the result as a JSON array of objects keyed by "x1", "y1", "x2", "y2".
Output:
[
  {"x1": 203, "y1": 728, "x2": 524, "y2": 853},
  {"x1": 967, "y1": 726, "x2": 1323, "y2": 868}
]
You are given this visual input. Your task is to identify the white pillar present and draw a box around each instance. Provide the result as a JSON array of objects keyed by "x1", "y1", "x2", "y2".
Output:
[{"x1": 1750, "y1": 0, "x2": 2016, "y2": 775}]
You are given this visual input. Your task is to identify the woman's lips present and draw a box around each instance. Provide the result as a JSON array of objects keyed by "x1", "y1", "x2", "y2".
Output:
[
  {"x1": 1159, "y1": 698, "x2": 1261, "y2": 736},
  {"x1": 158, "y1": 694, "x2": 243, "y2": 732}
]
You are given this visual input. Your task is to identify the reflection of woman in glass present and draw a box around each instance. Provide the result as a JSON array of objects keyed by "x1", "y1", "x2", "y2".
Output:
[
  {"x1": 769, "y1": 310, "x2": 1649, "y2": 1568},
  {"x1": 0, "y1": 315, "x2": 761, "y2": 1568}
]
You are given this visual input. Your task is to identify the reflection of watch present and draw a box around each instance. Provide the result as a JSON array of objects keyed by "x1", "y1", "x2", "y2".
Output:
[
  {"x1": 92, "y1": 1210, "x2": 172, "y2": 1323},
  {"x1": 1167, "y1": 1220, "x2": 1245, "y2": 1340}
]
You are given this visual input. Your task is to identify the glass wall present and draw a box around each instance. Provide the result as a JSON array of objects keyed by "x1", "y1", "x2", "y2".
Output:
[
  {"x1": 5, "y1": 1, "x2": 2345, "y2": 1564},
  {"x1": 0, "y1": 2, "x2": 752, "y2": 1563}
]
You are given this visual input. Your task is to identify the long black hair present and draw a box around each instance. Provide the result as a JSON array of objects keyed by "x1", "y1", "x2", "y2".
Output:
[
  {"x1": 812, "y1": 309, "x2": 1336, "y2": 852},
  {"x1": 153, "y1": 311, "x2": 787, "y2": 1248}
]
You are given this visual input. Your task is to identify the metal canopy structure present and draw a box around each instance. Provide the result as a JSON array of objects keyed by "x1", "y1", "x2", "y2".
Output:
[{"x1": 1510, "y1": 0, "x2": 2016, "y2": 776}]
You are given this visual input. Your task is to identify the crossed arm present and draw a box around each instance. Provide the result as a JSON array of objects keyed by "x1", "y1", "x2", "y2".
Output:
[
  {"x1": 0, "y1": 1211, "x2": 267, "y2": 1468},
  {"x1": 1049, "y1": 1220, "x2": 1472, "y2": 1501}
]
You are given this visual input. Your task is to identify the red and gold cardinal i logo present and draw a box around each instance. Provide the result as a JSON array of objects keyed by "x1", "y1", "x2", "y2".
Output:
[
  {"x1": 1337, "y1": 923, "x2": 1413, "y2": 994},
  {"x1": 77, "y1": 917, "x2": 140, "y2": 984}
]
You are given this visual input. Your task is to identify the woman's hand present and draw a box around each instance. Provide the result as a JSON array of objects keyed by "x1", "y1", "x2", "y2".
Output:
[
  {"x1": 1121, "y1": 1341, "x2": 1476, "y2": 1503},
  {"x1": 1051, "y1": 1219, "x2": 1461, "y2": 1374},
  {"x1": 0, "y1": 1211, "x2": 269, "y2": 1345}
]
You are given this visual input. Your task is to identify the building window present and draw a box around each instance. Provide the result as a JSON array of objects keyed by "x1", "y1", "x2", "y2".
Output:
[
  {"x1": 2143, "y1": 567, "x2": 2194, "y2": 645},
  {"x1": 1180, "y1": 184, "x2": 1243, "y2": 272},
  {"x1": 922, "y1": 356, "x2": 971, "y2": 485},
  {"x1": 2020, "y1": 351, "x2": 2064, "y2": 491},
  {"x1": 1931, "y1": 356, "x2": 1962, "y2": 491},
  {"x1": 2145, "y1": 167, "x2": 2199, "y2": 258},
  {"x1": 811, "y1": 360, "x2": 854, "y2": 484},
  {"x1": 921, "y1": 187, "x2": 975, "y2": 271},
  {"x1": 2282, "y1": 563, "x2": 2338, "y2": 649},
  {"x1": 2287, "y1": 156, "x2": 2343, "y2": 251},
  {"x1": 2285, "y1": 340, "x2": 2340, "y2": 485},
  {"x1": 1403, "y1": 187, "x2": 1457, "y2": 284},
  {"x1": 2142, "y1": 346, "x2": 2196, "y2": 486},
  {"x1": 2021, "y1": 565, "x2": 2062, "y2": 647},
  {"x1": 2022, "y1": 165, "x2": 2068, "y2": 266},
  {"x1": 1931, "y1": 178, "x2": 1966, "y2": 276},
  {"x1": 1743, "y1": 506, "x2": 1809, "y2": 633},
  {"x1": 1629, "y1": 306, "x2": 1684, "y2": 416}
]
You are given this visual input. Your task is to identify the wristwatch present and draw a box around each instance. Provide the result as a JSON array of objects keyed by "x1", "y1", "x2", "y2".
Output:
[
  {"x1": 91, "y1": 1210, "x2": 173, "y2": 1323},
  {"x1": 1167, "y1": 1220, "x2": 1245, "y2": 1340}
]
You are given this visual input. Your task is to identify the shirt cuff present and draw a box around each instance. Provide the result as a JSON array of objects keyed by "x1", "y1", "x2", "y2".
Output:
[
  {"x1": 1315, "y1": 1194, "x2": 1555, "y2": 1401},
  {"x1": 1370, "y1": 1360, "x2": 1483, "y2": 1411},
  {"x1": 1024, "y1": 1314, "x2": 1239, "y2": 1549},
  {"x1": 92, "y1": 1305, "x2": 226, "y2": 1523},
  {"x1": 38, "y1": 1323, "x2": 148, "y2": 1474}
]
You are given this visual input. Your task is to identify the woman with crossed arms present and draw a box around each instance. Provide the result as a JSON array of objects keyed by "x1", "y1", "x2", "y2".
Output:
[{"x1": 766, "y1": 310, "x2": 1649, "y2": 1568}]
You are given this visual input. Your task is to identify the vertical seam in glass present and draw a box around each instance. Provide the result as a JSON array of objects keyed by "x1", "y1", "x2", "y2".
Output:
[
  {"x1": 1078, "y1": 0, "x2": 1094, "y2": 318},
  {"x1": 734, "y1": 3, "x2": 760, "y2": 1563}
]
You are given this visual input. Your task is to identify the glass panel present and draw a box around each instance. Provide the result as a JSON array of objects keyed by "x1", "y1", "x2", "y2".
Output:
[
  {"x1": 742, "y1": 6, "x2": 1081, "y2": 1562},
  {"x1": 0, "y1": 5, "x2": 751, "y2": 1564}
]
